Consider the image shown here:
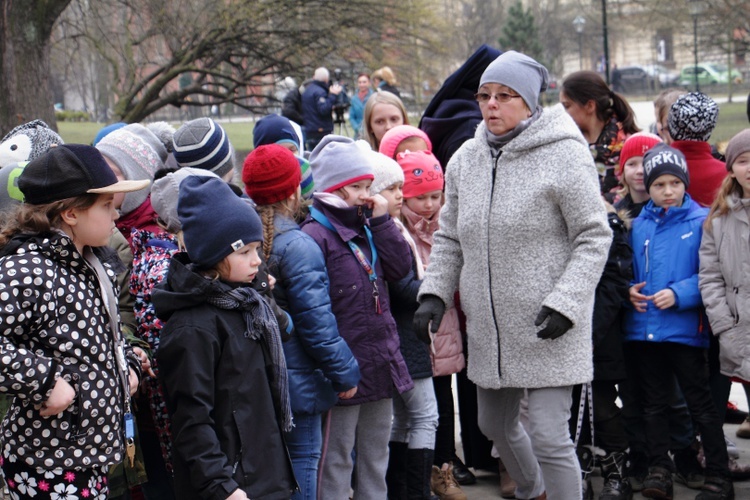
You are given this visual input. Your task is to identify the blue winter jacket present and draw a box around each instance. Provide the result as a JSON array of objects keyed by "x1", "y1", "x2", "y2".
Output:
[
  {"x1": 302, "y1": 80, "x2": 336, "y2": 136},
  {"x1": 623, "y1": 195, "x2": 710, "y2": 347},
  {"x1": 267, "y1": 215, "x2": 360, "y2": 415},
  {"x1": 349, "y1": 89, "x2": 372, "y2": 137}
]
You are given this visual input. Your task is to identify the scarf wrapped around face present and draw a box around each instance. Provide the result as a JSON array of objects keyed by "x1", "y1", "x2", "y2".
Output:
[{"x1": 207, "y1": 285, "x2": 293, "y2": 432}]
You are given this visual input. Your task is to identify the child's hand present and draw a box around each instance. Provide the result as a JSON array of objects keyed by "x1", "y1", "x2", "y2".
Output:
[
  {"x1": 338, "y1": 387, "x2": 358, "y2": 400},
  {"x1": 629, "y1": 281, "x2": 652, "y2": 313},
  {"x1": 226, "y1": 489, "x2": 249, "y2": 500},
  {"x1": 268, "y1": 274, "x2": 276, "y2": 290},
  {"x1": 653, "y1": 288, "x2": 676, "y2": 310},
  {"x1": 40, "y1": 377, "x2": 75, "y2": 416},
  {"x1": 133, "y1": 347, "x2": 156, "y2": 379},
  {"x1": 365, "y1": 194, "x2": 389, "y2": 218}
]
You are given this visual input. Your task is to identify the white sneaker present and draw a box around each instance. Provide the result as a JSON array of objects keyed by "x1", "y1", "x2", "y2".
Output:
[{"x1": 725, "y1": 435, "x2": 740, "y2": 460}]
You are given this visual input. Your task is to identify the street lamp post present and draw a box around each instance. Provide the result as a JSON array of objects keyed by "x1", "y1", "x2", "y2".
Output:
[
  {"x1": 573, "y1": 16, "x2": 586, "y2": 70},
  {"x1": 688, "y1": 0, "x2": 706, "y2": 92}
]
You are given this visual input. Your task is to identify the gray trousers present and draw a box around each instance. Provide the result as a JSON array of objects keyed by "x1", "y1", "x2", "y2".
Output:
[
  {"x1": 319, "y1": 398, "x2": 392, "y2": 499},
  {"x1": 478, "y1": 385, "x2": 580, "y2": 500}
]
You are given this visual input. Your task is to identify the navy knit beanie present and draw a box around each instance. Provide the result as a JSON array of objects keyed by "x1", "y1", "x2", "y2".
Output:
[{"x1": 178, "y1": 176, "x2": 263, "y2": 269}]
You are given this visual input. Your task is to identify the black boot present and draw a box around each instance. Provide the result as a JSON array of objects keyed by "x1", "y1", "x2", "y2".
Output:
[
  {"x1": 387, "y1": 441, "x2": 408, "y2": 500},
  {"x1": 577, "y1": 446, "x2": 595, "y2": 500},
  {"x1": 449, "y1": 456, "x2": 476, "y2": 485},
  {"x1": 695, "y1": 476, "x2": 734, "y2": 500},
  {"x1": 599, "y1": 451, "x2": 633, "y2": 500},
  {"x1": 406, "y1": 448, "x2": 435, "y2": 500}
]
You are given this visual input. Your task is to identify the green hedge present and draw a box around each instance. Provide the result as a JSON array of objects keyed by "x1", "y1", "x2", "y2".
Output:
[{"x1": 55, "y1": 110, "x2": 91, "y2": 122}]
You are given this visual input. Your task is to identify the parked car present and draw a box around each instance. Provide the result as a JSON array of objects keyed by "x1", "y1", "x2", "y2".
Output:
[
  {"x1": 679, "y1": 62, "x2": 743, "y2": 87},
  {"x1": 615, "y1": 65, "x2": 651, "y2": 93},
  {"x1": 642, "y1": 64, "x2": 680, "y2": 88}
]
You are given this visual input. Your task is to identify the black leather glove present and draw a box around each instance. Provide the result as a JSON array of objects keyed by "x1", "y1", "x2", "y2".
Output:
[
  {"x1": 534, "y1": 306, "x2": 573, "y2": 340},
  {"x1": 413, "y1": 295, "x2": 445, "y2": 345}
]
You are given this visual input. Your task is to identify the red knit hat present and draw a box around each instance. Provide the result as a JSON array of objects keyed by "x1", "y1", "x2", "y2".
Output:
[
  {"x1": 618, "y1": 132, "x2": 662, "y2": 176},
  {"x1": 397, "y1": 150, "x2": 444, "y2": 198},
  {"x1": 242, "y1": 144, "x2": 301, "y2": 205},
  {"x1": 379, "y1": 125, "x2": 433, "y2": 160}
]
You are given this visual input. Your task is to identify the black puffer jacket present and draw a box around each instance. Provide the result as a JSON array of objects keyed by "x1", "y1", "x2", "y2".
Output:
[
  {"x1": 592, "y1": 210, "x2": 633, "y2": 381},
  {"x1": 389, "y1": 253, "x2": 433, "y2": 379},
  {"x1": 154, "y1": 253, "x2": 295, "y2": 500}
]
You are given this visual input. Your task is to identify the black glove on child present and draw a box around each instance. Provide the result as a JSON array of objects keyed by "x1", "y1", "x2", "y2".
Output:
[
  {"x1": 412, "y1": 295, "x2": 445, "y2": 346},
  {"x1": 534, "y1": 306, "x2": 573, "y2": 340}
]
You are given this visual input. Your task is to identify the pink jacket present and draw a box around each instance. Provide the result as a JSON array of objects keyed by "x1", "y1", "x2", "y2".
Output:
[{"x1": 402, "y1": 204, "x2": 465, "y2": 376}]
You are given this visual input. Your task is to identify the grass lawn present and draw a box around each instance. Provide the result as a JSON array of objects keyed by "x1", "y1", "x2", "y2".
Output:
[{"x1": 712, "y1": 100, "x2": 749, "y2": 147}]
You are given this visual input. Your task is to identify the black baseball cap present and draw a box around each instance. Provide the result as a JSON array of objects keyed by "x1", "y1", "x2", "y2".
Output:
[{"x1": 18, "y1": 144, "x2": 150, "y2": 205}]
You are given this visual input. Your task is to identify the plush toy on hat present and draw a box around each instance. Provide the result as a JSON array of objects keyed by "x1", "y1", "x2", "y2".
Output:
[{"x1": 0, "y1": 119, "x2": 64, "y2": 167}]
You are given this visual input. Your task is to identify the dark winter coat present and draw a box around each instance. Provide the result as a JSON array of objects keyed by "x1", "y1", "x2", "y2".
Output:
[
  {"x1": 282, "y1": 88, "x2": 304, "y2": 125},
  {"x1": 302, "y1": 80, "x2": 336, "y2": 136},
  {"x1": 388, "y1": 252, "x2": 433, "y2": 379},
  {"x1": 153, "y1": 254, "x2": 295, "y2": 500},
  {"x1": 0, "y1": 232, "x2": 141, "y2": 470},
  {"x1": 267, "y1": 215, "x2": 360, "y2": 415},
  {"x1": 301, "y1": 200, "x2": 414, "y2": 405},
  {"x1": 592, "y1": 210, "x2": 633, "y2": 381}
]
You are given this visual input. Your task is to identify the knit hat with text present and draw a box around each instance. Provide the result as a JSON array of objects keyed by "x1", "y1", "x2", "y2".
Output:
[{"x1": 643, "y1": 143, "x2": 690, "y2": 192}]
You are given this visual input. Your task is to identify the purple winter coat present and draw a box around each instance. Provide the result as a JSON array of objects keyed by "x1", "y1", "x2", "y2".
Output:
[{"x1": 301, "y1": 199, "x2": 414, "y2": 405}]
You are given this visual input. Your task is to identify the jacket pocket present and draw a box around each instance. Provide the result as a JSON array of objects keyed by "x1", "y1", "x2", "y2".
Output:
[{"x1": 727, "y1": 287, "x2": 740, "y2": 326}]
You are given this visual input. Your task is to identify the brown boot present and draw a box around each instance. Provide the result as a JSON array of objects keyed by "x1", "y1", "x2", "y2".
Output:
[
  {"x1": 430, "y1": 463, "x2": 467, "y2": 500},
  {"x1": 498, "y1": 458, "x2": 517, "y2": 498}
]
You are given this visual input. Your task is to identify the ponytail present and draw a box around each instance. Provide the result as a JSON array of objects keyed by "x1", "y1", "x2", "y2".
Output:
[{"x1": 611, "y1": 92, "x2": 640, "y2": 134}]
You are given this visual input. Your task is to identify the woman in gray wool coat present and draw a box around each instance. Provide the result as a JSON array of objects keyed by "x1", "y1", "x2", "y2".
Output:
[{"x1": 414, "y1": 51, "x2": 612, "y2": 500}]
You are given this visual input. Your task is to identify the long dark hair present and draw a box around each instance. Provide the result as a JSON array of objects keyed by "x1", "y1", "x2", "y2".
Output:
[{"x1": 561, "y1": 71, "x2": 640, "y2": 134}]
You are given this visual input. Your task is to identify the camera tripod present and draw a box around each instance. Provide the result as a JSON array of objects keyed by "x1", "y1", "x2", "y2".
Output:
[{"x1": 334, "y1": 118, "x2": 350, "y2": 137}]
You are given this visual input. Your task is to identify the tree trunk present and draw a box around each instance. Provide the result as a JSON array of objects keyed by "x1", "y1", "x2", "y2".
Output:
[{"x1": 0, "y1": 0, "x2": 72, "y2": 133}]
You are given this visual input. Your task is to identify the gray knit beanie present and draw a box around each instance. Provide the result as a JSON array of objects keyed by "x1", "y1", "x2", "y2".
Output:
[
  {"x1": 96, "y1": 122, "x2": 175, "y2": 214},
  {"x1": 479, "y1": 51, "x2": 549, "y2": 111},
  {"x1": 309, "y1": 135, "x2": 374, "y2": 193},
  {"x1": 151, "y1": 167, "x2": 220, "y2": 233},
  {"x1": 725, "y1": 129, "x2": 750, "y2": 172}
]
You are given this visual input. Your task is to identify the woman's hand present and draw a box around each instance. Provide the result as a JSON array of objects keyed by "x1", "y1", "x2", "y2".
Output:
[
  {"x1": 40, "y1": 377, "x2": 75, "y2": 416},
  {"x1": 652, "y1": 288, "x2": 676, "y2": 310},
  {"x1": 338, "y1": 387, "x2": 358, "y2": 400},
  {"x1": 226, "y1": 488, "x2": 249, "y2": 500},
  {"x1": 629, "y1": 281, "x2": 652, "y2": 313},
  {"x1": 365, "y1": 194, "x2": 389, "y2": 218}
]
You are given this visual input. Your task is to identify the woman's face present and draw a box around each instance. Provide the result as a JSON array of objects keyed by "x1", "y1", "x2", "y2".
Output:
[
  {"x1": 357, "y1": 76, "x2": 371, "y2": 92},
  {"x1": 559, "y1": 90, "x2": 591, "y2": 130},
  {"x1": 478, "y1": 83, "x2": 531, "y2": 136},
  {"x1": 370, "y1": 103, "x2": 404, "y2": 143}
]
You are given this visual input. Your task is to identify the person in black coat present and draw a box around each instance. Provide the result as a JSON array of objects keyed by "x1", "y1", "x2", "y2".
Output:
[{"x1": 568, "y1": 205, "x2": 633, "y2": 499}]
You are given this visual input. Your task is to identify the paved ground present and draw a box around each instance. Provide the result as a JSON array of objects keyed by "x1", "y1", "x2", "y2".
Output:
[{"x1": 456, "y1": 386, "x2": 750, "y2": 499}]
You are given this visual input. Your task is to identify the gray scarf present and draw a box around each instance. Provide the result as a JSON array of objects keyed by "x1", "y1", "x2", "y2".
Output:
[
  {"x1": 485, "y1": 105, "x2": 543, "y2": 150},
  {"x1": 207, "y1": 286, "x2": 293, "y2": 432}
]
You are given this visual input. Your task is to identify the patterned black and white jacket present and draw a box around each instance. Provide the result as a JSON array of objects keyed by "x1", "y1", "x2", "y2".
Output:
[{"x1": 0, "y1": 231, "x2": 140, "y2": 470}]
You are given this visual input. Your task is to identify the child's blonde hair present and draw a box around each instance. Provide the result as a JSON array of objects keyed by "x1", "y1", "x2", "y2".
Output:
[
  {"x1": 0, "y1": 194, "x2": 99, "y2": 248},
  {"x1": 256, "y1": 196, "x2": 301, "y2": 261},
  {"x1": 361, "y1": 91, "x2": 409, "y2": 150}
]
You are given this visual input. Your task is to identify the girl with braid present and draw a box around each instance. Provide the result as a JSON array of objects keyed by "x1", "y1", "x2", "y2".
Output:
[{"x1": 242, "y1": 144, "x2": 360, "y2": 500}]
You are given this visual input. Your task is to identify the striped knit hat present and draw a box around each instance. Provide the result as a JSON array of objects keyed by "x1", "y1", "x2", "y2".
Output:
[{"x1": 172, "y1": 118, "x2": 236, "y2": 178}]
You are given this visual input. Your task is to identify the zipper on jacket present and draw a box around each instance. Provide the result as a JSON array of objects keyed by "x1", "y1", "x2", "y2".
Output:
[
  {"x1": 734, "y1": 287, "x2": 740, "y2": 325},
  {"x1": 489, "y1": 151, "x2": 502, "y2": 378},
  {"x1": 643, "y1": 239, "x2": 650, "y2": 274}
]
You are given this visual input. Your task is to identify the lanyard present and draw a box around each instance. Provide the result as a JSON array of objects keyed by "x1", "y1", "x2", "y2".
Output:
[{"x1": 310, "y1": 206, "x2": 382, "y2": 314}]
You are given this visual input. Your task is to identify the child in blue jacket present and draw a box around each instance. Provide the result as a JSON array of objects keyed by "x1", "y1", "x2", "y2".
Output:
[{"x1": 624, "y1": 144, "x2": 733, "y2": 500}]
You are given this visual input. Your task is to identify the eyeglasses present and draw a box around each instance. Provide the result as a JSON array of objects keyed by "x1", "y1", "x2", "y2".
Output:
[{"x1": 474, "y1": 92, "x2": 523, "y2": 104}]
